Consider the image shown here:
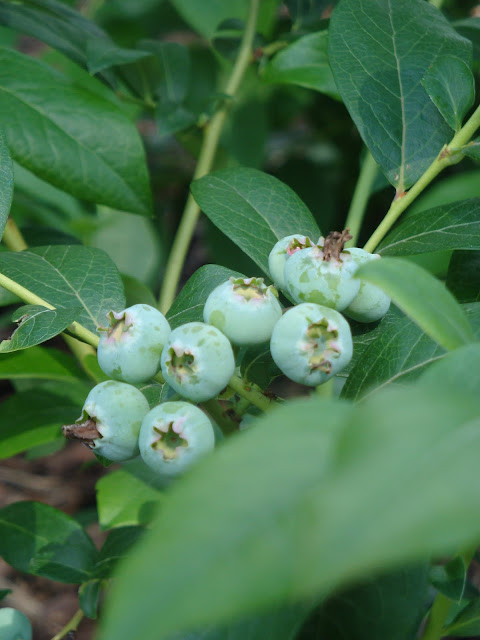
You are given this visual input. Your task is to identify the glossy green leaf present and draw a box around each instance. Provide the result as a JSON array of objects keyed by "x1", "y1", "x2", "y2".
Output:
[
  {"x1": 139, "y1": 41, "x2": 190, "y2": 103},
  {"x1": 101, "y1": 385, "x2": 480, "y2": 640},
  {"x1": 0, "y1": 48, "x2": 151, "y2": 215},
  {"x1": 166, "y1": 264, "x2": 244, "y2": 328},
  {"x1": 191, "y1": 168, "x2": 320, "y2": 274},
  {"x1": 0, "y1": 245, "x2": 125, "y2": 332},
  {"x1": 0, "y1": 131, "x2": 12, "y2": 241},
  {"x1": 0, "y1": 346, "x2": 81, "y2": 381},
  {"x1": 420, "y1": 340, "x2": 480, "y2": 401},
  {"x1": 0, "y1": 304, "x2": 82, "y2": 353},
  {"x1": 309, "y1": 566, "x2": 429, "y2": 640},
  {"x1": 0, "y1": 501, "x2": 98, "y2": 583},
  {"x1": 94, "y1": 527, "x2": 144, "y2": 579},
  {"x1": 239, "y1": 345, "x2": 281, "y2": 389},
  {"x1": 422, "y1": 56, "x2": 475, "y2": 131},
  {"x1": 355, "y1": 257, "x2": 475, "y2": 350},
  {"x1": 447, "y1": 250, "x2": 480, "y2": 303},
  {"x1": 0, "y1": 383, "x2": 88, "y2": 459},
  {"x1": 446, "y1": 598, "x2": 480, "y2": 636},
  {"x1": 262, "y1": 32, "x2": 339, "y2": 99},
  {"x1": 96, "y1": 468, "x2": 163, "y2": 530},
  {"x1": 329, "y1": 0, "x2": 472, "y2": 191},
  {"x1": 378, "y1": 199, "x2": 480, "y2": 256},
  {"x1": 408, "y1": 171, "x2": 480, "y2": 215},
  {"x1": 86, "y1": 39, "x2": 150, "y2": 74}
]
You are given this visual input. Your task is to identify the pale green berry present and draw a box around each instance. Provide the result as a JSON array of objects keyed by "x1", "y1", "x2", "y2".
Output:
[
  {"x1": 161, "y1": 322, "x2": 235, "y2": 402},
  {"x1": 343, "y1": 247, "x2": 391, "y2": 322},
  {"x1": 268, "y1": 234, "x2": 317, "y2": 291},
  {"x1": 97, "y1": 304, "x2": 171, "y2": 384},
  {"x1": 284, "y1": 243, "x2": 360, "y2": 311},
  {"x1": 62, "y1": 380, "x2": 150, "y2": 461},
  {"x1": 270, "y1": 303, "x2": 353, "y2": 386},
  {"x1": 0, "y1": 608, "x2": 32, "y2": 640},
  {"x1": 139, "y1": 401, "x2": 215, "y2": 476},
  {"x1": 203, "y1": 277, "x2": 282, "y2": 345}
]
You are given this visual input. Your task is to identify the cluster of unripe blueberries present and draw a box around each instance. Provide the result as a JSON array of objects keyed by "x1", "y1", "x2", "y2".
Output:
[{"x1": 63, "y1": 230, "x2": 390, "y2": 477}]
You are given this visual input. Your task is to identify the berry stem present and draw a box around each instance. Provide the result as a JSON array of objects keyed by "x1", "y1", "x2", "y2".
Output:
[
  {"x1": 158, "y1": 0, "x2": 260, "y2": 314},
  {"x1": 2, "y1": 218, "x2": 27, "y2": 251},
  {"x1": 228, "y1": 374, "x2": 276, "y2": 412},
  {"x1": 202, "y1": 399, "x2": 239, "y2": 435},
  {"x1": 364, "y1": 103, "x2": 480, "y2": 254},
  {"x1": 50, "y1": 608, "x2": 84, "y2": 640},
  {"x1": 344, "y1": 151, "x2": 378, "y2": 247}
]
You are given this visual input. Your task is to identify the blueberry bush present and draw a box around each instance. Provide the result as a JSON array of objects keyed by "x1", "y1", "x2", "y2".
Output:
[{"x1": 1, "y1": 0, "x2": 480, "y2": 639}]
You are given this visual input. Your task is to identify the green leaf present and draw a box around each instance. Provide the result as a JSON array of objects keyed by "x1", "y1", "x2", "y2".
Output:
[
  {"x1": 0, "y1": 0, "x2": 109, "y2": 69},
  {"x1": 0, "y1": 346, "x2": 81, "y2": 381},
  {"x1": 447, "y1": 250, "x2": 480, "y2": 303},
  {"x1": 378, "y1": 199, "x2": 480, "y2": 256},
  {"x1": 86, "y1": 39, "x2": 150, "y2": 75},
  {"x1": 0, "y1": 501, "x2": 98, "y2": 583},
  {"x1": 0, "y1": 131, "x2": 12, "y2": 241},
  {"x1": 454, "y1": 17, "x2": 480, "y2": 62},
  {"x1": 429, "y1": 556, "x2": 478, "y2": 602},
  {"x1": 355, "y1": 257, "x2": 475, "y2": 350},
  {"x1": 262, "y1": 32, "x2": 339, "y2": 99},
  {"x1": 0, "y1": 304, "x2": 82, "y2": 353},
  {"x1": 309, "y1": 566, "x2": 429, "y2": 640},
  {"x1": 446, "y1": 598, "x2": 480, "y2": 636},
  {"x1": 328, "y1": 0, "x2": 472, "y2": 191},
  {"x1": 96, "y1": 468, "x2": 163, "y2": 530},
  {"x1": 420, "y1": 340, "x2": 480, "y2": 401},
  {"x1": 100, "y1": 385, "x2": 480, "y2": 640},
  {"x1": 166, "y1": 264, "x2": 244, "y2": 329},
  {"x1": 408, "y1": 170, "x2": 480, "y2": 216},
  {"x1": 342, "y1": 304, "x2": 480, "y2": 401},
  {"x1": 0, "y1": 384, "x2": 88, "y2": 459},
  {"x1": 341, "y1": 315, "x2": 445, "y2": 401},
  {"x1": 139, "y1": 41, "x2": 190, "y2": 103},
  {"x1": 239, "y1": 345, "x2": 281, "y2": 389},
  {"x1": 0, "y1": 589, "x2": 11, "y2": 601},
  {"x1": 463, "y1": 138, "x2": 480, "y2": 162},
  {"x1": 0, "y1": 48, "x2": 151, "y2": 215},
  {"x1": 176, "y1": 604, "x2": 314, "y2": 640},
  {"x1": 94, "y1": 526, "x2": 144, "y2": 579},
  {"x1": 156, "y1": 103, "x2": 197, "y2": 138},
  {"x1": 170, "y1": 0, "x2": 278, "y2": 40},
  {"x1": 0, "y1": 245, "x2": 125, "y2": 332},
  {"x1": 79, "y1": 579, "x2": 102, "y2": 619},
  {"x1": 422, "y1": 56, "x2": 475, "y2": 132},
  {"x1": 191, "y1": 168, "x2": 320, "y2": 274}
]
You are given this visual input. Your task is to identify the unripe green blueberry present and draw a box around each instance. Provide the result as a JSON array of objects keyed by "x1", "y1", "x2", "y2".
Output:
[
  {"x1": 343, "y1": 248, "x2": 391, "y2": 323},
  {"x1": 284, "y1": 232, "x2": 360, "y2": 310},
  {"x1": 270, "y1": 303, "x2": 353, "y2": 386},
  {"x1": 139, "y1": 401, "x2": 215, "y2": 476},
  {"x1": 97, "y1": 304, "x2": 171, "y2": 384},
  {"x1": 203, "y1": 277, "x2": 282, "y2": 345},
  {"x1": 161, "y1": 322, "x2": 235, "y2": 402},
  {"x1": 62, "y1": 380, "x2": 150, "y2": 461},
  {"x1": 0, "y1": 608, "x2": 32, "y2": 640},
  {"x1": 268, "y1": 234, "x2": 316, "y2": 291}
]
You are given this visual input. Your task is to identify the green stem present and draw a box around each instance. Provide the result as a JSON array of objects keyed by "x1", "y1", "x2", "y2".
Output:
[
  {"x1": 202, "y1": 399, "x2": 239, "y2": 435},
  {"x1": 315, "y1": 378, "x2": 334, "y2": 397},
  {"x1": 344, "y1": 151, "x2": 378, "y2": 247},
  {"x1": 228, "y1": 374, "x2": 275, "y2": 412},
  {"x1": 2, "y1": 219, "x2": 28, "y2": 251},
  {"x1": 0, "y1": 272, "x2": 100, "y2": 348},
  {"x1": 364, "y1": 104, "x2": 480, "y2": 253},
  {"x1": 158, "y1": 0, "x2": 260, "y2": 314},
  {"x1": 421, "y1": 546, "x2": 477, "y2": 640},
  {"x1": 51, "y1": 609, "x2": 83, "y2": 640}
]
